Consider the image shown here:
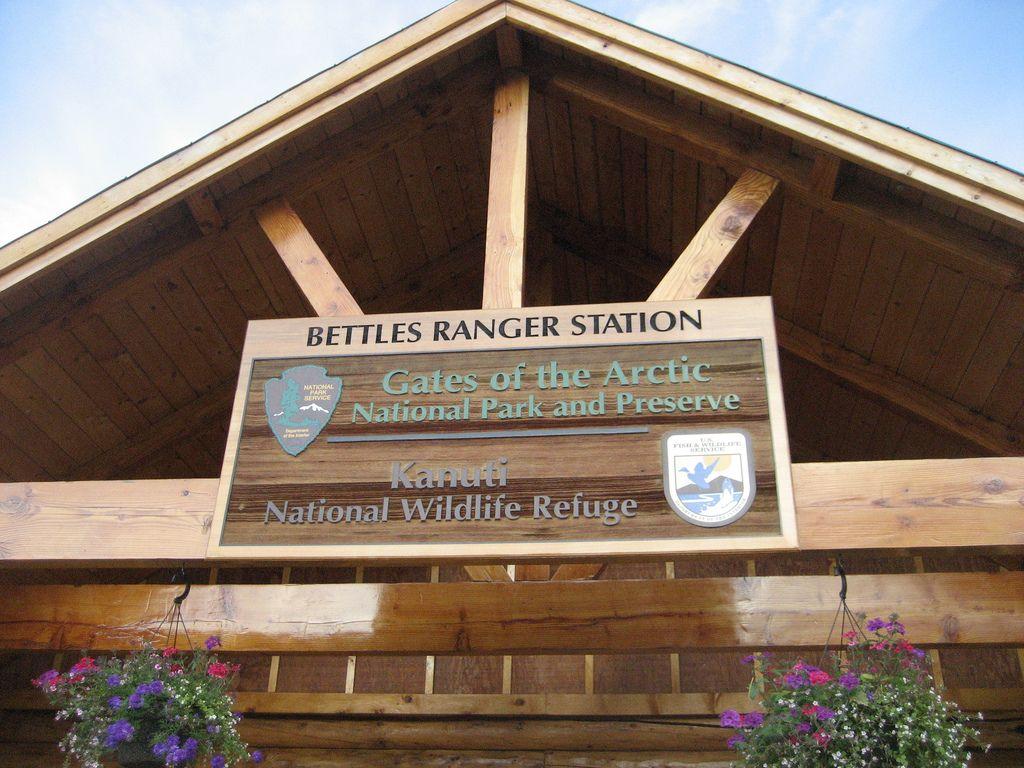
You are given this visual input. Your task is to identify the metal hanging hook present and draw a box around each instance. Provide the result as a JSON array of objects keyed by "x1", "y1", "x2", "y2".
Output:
[
  {"x1": 171, "y1": 565, "x2": 191, "y2": 605},
  {"x1": 835, "y1": 554, "x2": 848, "y2": 602}
]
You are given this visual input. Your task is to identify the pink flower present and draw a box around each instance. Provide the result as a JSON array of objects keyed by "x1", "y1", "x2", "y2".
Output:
[
  {"x1": 162, "y1": 647, "x2": 178, "y2": 657},
  {"x1": 808, "y1": 670, "x2": 831, "y2": 685},
  {"x1": 207, "y1": 662, "x2": 230, "y2": 679}
]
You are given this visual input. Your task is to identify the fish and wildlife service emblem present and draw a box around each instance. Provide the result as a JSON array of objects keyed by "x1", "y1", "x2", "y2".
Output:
[
  {"x1": 662, "y1": 430, "x2": 756, "y2": 527},
  {"x1": 264, "y1": 365, "x2": 342, "y2": 456}
]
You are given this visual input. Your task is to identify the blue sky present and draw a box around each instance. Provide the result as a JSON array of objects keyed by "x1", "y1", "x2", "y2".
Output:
[{"x1": 0, "y1": 0, "x2": 1022, "y2": 245}]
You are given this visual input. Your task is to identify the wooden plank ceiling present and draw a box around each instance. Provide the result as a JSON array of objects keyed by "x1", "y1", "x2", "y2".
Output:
[{"x1": 0, "y1": 29, "x2": 1021, "y2": 482}]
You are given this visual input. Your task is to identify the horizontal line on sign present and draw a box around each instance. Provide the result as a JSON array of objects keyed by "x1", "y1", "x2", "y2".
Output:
[{"x1": 327, "y1": 425, "x2": 650, "y2": 444}]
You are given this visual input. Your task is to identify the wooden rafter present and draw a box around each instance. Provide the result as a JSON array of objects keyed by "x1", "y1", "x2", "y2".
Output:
[
  {"x1": 256, "y1": 198, "x2": 361, "y2": 316},
  {"x1": 543, "y1": 206, "x2": 1024, "y2": 453},
  {"x1": 68, "y1": 382, "x2": 235, "y2": 480},
  {"x1": 529, "y1": 54, "x2": 1024, "y2": 289},
  {"x1": 482, "y1": 72, "x2": 530, "y2": 309},
  {"x1": 509, "y1": 0, "x2": 1024, "y2": 226},
  {"x1": 649, "y1": 169, "x2": 778, "y2": 301},
  {"x1": 4, "y1": 458, "x2": 1022, "y2": 564},
  {"x1": 3, "y1": 572, "x2": 1022, "y2": 652},
  {"x1": 777, "y1": 319, "x2": 1023, "y2": 456},
  {"x1": 184, "y1": 188, "x2": 224, "y2": 235},
  {"x1": 0, "y1": 0, "x2": 506, "y2": 291}
]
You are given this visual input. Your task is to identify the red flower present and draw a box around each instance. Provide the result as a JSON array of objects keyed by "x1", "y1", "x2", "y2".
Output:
[
  {"x1": 207, "y1": 662, "x2": 230, "y2": 679},
  {"x1": 69, "y1": 657, "x2": 98, "y2": 675},
  {"x1": 808, "y1": 670, "x2": 831, "y2": 685},
  {"x1": 162, "y1": 647, "x2": 178, "y2": 657},
  {"x1": 812, "y1": 729, "x2": 831, "y2": 747},
  {"x1": 168, "y1": 663, "x2": 184, "y2": 676}
]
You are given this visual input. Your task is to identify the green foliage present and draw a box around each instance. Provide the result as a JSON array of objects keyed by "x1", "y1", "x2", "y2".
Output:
[
  {"x1": 721, "y1": 615, "x2": 985, "y2": 767},
  {"x1": 31, "y1": 638, "x2": 262, "y2": 768}
]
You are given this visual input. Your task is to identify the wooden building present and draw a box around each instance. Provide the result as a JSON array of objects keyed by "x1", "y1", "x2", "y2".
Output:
[{"x1": 1, "y1": 0, "x2": 1022, "y2": 764}]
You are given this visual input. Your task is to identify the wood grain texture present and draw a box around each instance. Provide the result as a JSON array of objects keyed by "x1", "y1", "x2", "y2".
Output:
[
  {"x1": 510, "y1": 1, "x2": 1024, "y2": 226},
  {"x1": 527, "y1": 51, "x2": 1023, "y2": 289},
  {"x1": 256, "y1": 198, "x2": 361, "y2": 316},
  {"x1": 221, "y1": 340, "x2": 780, "y2": 549},
  {"x1": 483, "y1": 73, "x2": 530, "y2": 309},
  {"x1": 649, "y1": 170, "x2": 778, "y2": 301},
  {"x1": 795, "y1": 457, "x2": 1024, "y2": 549},
  {"x1": 6, "y1": 688, "x2": 1021, "y2": 716},
  {"x1": 209, "y1": 299, "x2": 796, "y2": 560},
  {"x1": 2, "y1": 457, "x2": 1022, "y2": 562},
  {"x1": 0, "y1": 478, "x2": 216, "y2": 563},
  {"x1": 2, "y1": 572, "x2": 1022, "y2": 652},
  {"x1": 777, "y1": 318, "x2": 1023, "y2": 455}
]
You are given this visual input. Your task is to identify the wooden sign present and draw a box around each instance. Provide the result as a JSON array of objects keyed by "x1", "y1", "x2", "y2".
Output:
[{"x1": 209, "y1": 298, "x2": 796, "y2": 560}]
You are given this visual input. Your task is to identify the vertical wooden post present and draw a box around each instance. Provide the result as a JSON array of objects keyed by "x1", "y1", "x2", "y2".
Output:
[
  {"x1": 344, "y1": 566, "x2": 363, "y2": 694},
  {"x1": 483, "y1": 72, "x2": 530, "y2": 309}
]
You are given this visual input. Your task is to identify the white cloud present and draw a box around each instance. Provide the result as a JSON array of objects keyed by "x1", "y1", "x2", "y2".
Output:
[{"x1": 0, "y1": 0, "x2": 438, "y2": 245}]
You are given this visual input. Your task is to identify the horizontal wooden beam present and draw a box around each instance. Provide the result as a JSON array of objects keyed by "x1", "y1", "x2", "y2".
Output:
[
  {"x1": 2, "y1": 458, "x2": 1021, "y2": 563},
  {"x1": 649, "y1": 169, "x2": 778, "y2": 301},
  {"x1": 0, "y1": 478, "x2": 216, "y2": 562},
  {"x1": 0, "y1": 745, "x2": 736, "y2": 768},
  {"x1": 7, "y1": 688, "x2": 1021, "y2": 716},
  {"x1": 777, "y1": 319, "x2": 1024, "y2": 456},
  {"x1": 1, "y1": 572, "x2": 1021, "y2": 653}
]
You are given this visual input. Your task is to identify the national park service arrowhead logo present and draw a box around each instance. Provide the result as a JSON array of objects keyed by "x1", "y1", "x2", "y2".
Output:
[
  {"x1": 663, "y1": 430, "x2": 756, "y2": 527},
  {"x1": 264, "y1": 365, "x2": 342, "y2": 456}
]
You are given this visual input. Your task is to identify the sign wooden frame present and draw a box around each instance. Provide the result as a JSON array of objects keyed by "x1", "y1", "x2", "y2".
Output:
[{"x1": 209, "y1": 298, "x2": 796, "y2": 560}]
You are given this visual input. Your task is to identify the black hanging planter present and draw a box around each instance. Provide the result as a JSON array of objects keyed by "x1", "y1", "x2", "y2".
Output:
[{"x1": 116, "y1": 739, "x2": 162, "y2": 768}]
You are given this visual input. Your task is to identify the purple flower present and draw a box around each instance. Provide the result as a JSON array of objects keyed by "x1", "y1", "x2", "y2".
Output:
[
  {"x1": 796, "y1": 722, "x2": 812, "y2": 734},
  {"x1": 251, "y1": 750, "x2": 264, "y2": 764},
  {"x1": 106, "y1": 674, "x2": 122, "y2": 686},
  {"x1": 36, "y1": 669, "x2": 59, "y2": 686},
  {"x1": 912, "y1": 647, "x2": 927, "y2": 659},
  {"x1": 866, "y1": 617, "x2": 886, "y2": 632},
  {"x1": 108, "y1": 695, "x2": 123, "y2": 709},
  {"x1": 153, "y1": 734, "x2": 180, "y2": 757},
  {"x1": 128, "y1": 692, "x2": 144, "y2": 709},
  {"x1": 103, "y1": 719, "x2": 134, "y2": 748},
  {"x1": 205, "y1": 635, "x2": 222, "y2": 650},
  {"x1": 816, "y1": 706, "x2": 836, "y2": 720},
  {"x1": 741, "y1": 711, "x2": 764, "y2": 728},
  {"x1": 839, "y1": 672, "x2": 860, "y2": 689},
  {"x1": 211, "y1": 757, "x2": 227, "y2": 768},
  {"x1": 182, "y1": 738, "x2": 199, "y2": 761},
  {"x1": 783, "y1": 672, "x2": 806, "y2": 689},
  {"x1": 719, "y1": 709, "x2": 742, "y2": 728},
  {"x1": 740, "y1": 654, "x2": 755, "y2": 665},
  {"x1": 727, "y1": 733, "x2": 746, "y2": 748},
  {"x1": 136, "y1": 680, "x2": 164, "y2": 696},
  {"x1": 207, "y1": 724, "x2": 222, "y2": 734}
]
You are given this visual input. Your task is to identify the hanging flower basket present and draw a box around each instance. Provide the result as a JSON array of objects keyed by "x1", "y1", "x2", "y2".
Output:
[
  {"x1": 719, "y1": 614, "x2": 986, "y2": 767},
  {"x1": 31, "y1": 637, "x2": 264, "y2": 768}
]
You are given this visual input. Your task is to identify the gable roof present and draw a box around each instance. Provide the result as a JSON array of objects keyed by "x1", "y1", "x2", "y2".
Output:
[{"x1": 2, "y1": 0, "x2": 1022, "y2": 295}]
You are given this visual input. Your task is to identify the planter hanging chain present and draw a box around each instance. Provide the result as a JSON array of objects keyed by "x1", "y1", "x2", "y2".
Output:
[
  {"x1": 153, "y1": 564, "x2": 194, "y2": 651},
  {"x1": 819, "y1": 554, "x2": 866, "y2": 666}
]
